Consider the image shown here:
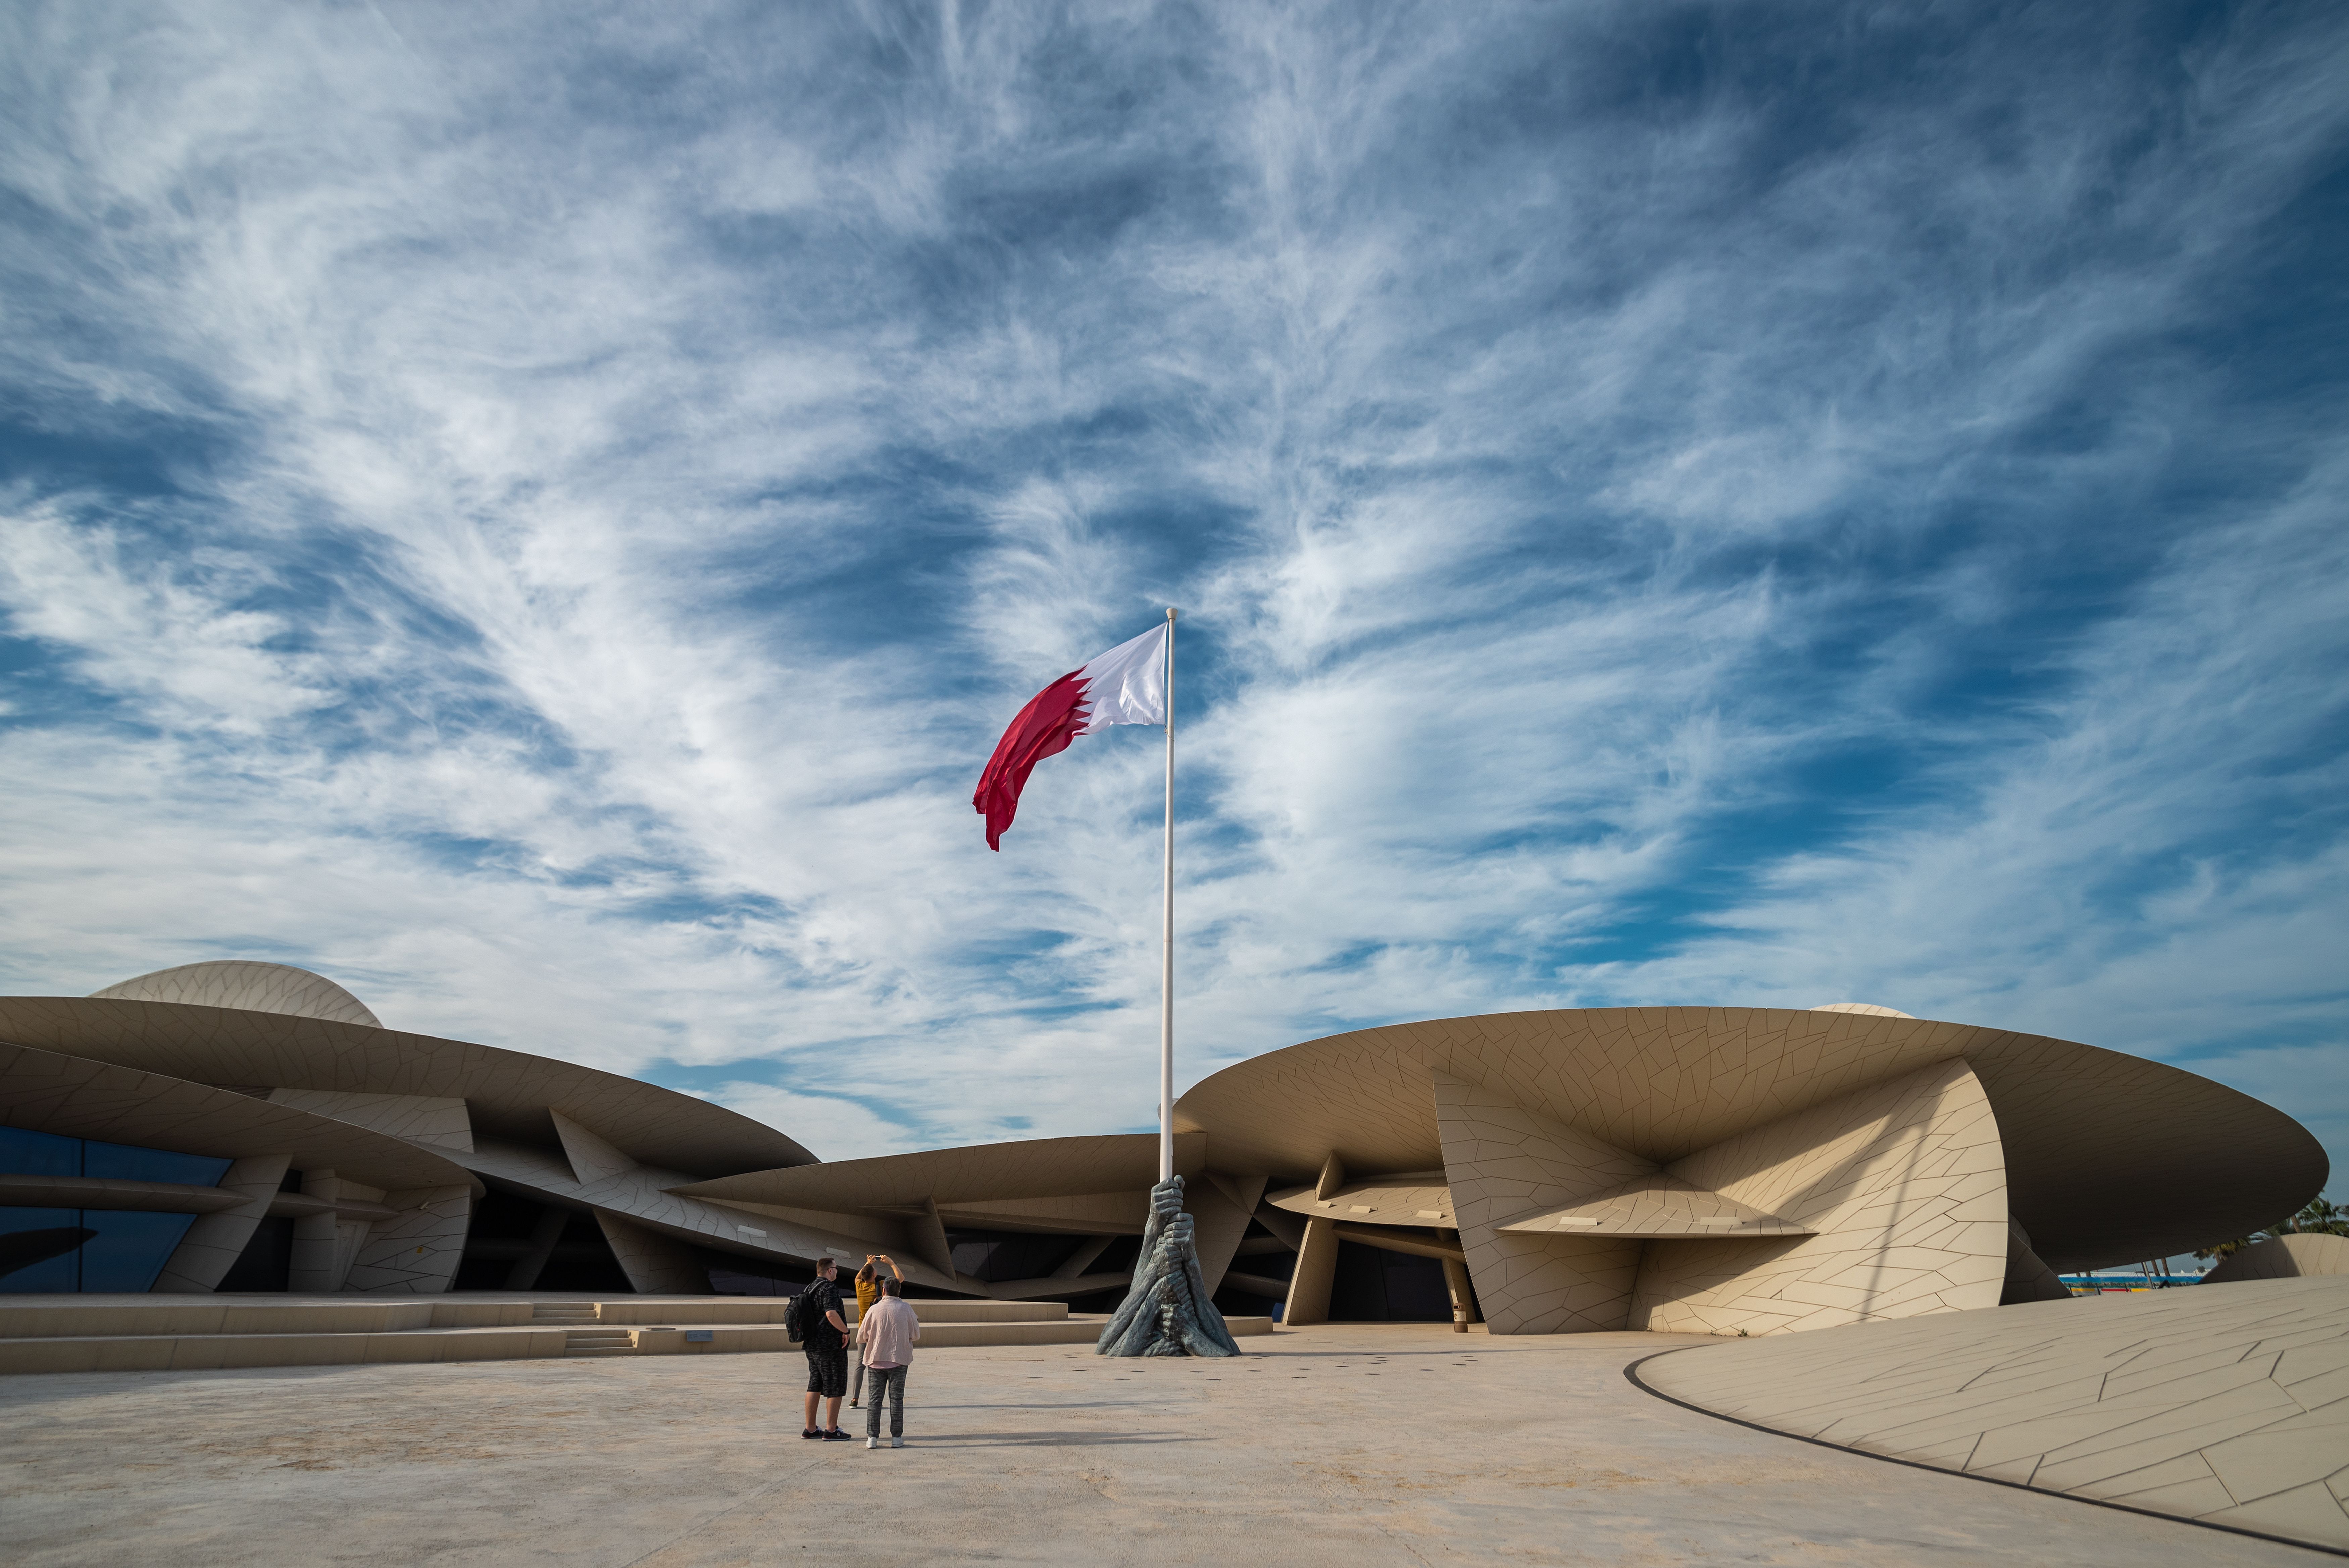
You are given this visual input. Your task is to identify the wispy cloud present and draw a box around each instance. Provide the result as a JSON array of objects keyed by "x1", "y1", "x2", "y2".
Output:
[{"x1": 1, "y1": 2, "x2": 2343, "y2": 1186}]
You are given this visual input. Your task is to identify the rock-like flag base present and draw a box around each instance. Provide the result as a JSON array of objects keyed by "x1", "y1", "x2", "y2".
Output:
[{"x1": 1096, "y1": 1176, "x2": 1242, "y2": 1357}]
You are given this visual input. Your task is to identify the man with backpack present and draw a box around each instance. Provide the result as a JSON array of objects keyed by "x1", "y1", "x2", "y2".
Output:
[{"x1": 797, "y1": 1257, "x2": 852, "y2": 1440}]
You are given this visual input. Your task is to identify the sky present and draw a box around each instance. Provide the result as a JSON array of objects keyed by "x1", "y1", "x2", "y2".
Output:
[{"x1": 2, "y1": 2, "x2": 2344, "y2": 1198}]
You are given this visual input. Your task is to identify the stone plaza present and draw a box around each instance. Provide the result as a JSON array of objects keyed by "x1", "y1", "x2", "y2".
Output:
[{"x1": 3, "y1": 1319, "x2": 2329, "y2": 1567}]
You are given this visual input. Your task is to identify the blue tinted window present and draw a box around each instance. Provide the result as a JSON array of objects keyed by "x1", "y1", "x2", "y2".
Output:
[
  {"x1": 0, "y1": 1127, "x2": 79, "y2": 1177},
  {"x1": 78, "y1": 1211, "x2": 197, "y2": 1292},
  {"x1": 0, "y1": 1208, "x2": 88, "y2": 1293},
  {"x1": 81, "y1": 1142, "x2": 231, "y2": 1187}
]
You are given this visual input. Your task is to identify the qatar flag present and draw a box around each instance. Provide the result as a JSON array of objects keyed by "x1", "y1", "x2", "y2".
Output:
[{"x1": 973, "y1": 622, "x2": 1169, "y2": 850}]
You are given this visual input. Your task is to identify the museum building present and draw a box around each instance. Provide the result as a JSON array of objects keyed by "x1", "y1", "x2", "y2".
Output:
[{"x1": 0, "y1": 961, "x2": 2326, "y2": 1337}]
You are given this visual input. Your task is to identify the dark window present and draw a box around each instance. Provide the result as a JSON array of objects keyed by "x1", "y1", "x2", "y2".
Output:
[
  {"x1": 79, "y1": 1212, "x2": 197, "y2": 1291},
  {"x1": 219, "y1": 1217, "x2": 294, "y2": 1292},
  {"x1": 1328, "y1": 1241, "x2": 1451, "y2": 1321},
  {"x1": 0, "y1": 1128, "x2": 79, "y2": 1178},
  {"x1": 534, "y1": 1212, "x2": 632, "y2": 1293},
  {"x1": 0, "y1": 1133, "x2": 230, "y2": 1292},
  {"x1": 451, "y1": 1193, "x2": 633, "y2": 1292},
  {"x1": 0, "y1": 1209, "x2": 88, "y2": 1291},
  {"x1": 82, "y1": 1142, "x2": 231, "y2": 1187}
]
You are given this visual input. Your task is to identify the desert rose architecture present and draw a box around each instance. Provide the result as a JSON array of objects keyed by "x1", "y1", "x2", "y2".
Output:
[{"x1": 4, "y1": 960, "x2": 2344, "y2": 1550}]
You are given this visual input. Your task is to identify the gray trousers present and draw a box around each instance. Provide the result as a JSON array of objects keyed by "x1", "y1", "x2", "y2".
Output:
[
  {"x1": 850, "y1": 1357, "x2": 864, "y2": 1403},
  {"x1": 862, "y1": 1364, "x2": 907, "y2": 1437}
]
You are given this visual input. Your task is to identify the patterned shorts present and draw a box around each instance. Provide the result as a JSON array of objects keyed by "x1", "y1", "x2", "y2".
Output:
[{"x1": 804, "y1": 1343, "x2": 848, "y2": 1397}]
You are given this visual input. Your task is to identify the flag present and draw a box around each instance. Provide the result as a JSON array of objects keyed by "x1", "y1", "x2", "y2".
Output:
[{"x1": 973, "y1": 622, "x2": 1169, "y2": 850}]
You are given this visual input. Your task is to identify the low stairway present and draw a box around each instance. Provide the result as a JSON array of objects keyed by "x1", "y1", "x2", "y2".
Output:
[
  {"x1": 531, "y1": 1302, "x2": 632, "y2": 1357},
  {"x1": 531, "y1": 1302, "x2": 600, "y2": 1323},
  {"x1": 0, "y1": 1295, "x2": 1270, "y2": 1374}
]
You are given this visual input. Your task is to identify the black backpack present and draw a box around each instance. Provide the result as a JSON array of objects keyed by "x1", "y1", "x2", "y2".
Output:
[{"x1": 784, "y1": 1287, "x2": 806, "y2": 1343}]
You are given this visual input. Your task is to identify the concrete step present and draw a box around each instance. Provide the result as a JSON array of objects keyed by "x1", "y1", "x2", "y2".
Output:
[{"x1": 0, "y1": 1314, "x2": 1278, "y2": 1374}]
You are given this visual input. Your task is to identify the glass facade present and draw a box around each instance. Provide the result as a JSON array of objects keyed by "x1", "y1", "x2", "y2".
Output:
[{"x1": 0, "y1": 1126, "x2": 233, "y2": 1293}]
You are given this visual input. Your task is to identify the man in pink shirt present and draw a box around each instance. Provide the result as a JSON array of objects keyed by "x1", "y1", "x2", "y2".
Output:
[{"x1": 852, "y1": 1276, "x2": 921, "y2": 1449}]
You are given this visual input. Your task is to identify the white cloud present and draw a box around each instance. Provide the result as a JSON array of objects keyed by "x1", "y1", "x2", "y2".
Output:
[{"x1": 0, "y1": 2, "x2": 2341, "y2": 1180}]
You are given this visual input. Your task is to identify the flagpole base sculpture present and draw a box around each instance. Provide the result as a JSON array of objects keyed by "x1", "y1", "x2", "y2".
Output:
[{"x1": 1097, "y1": 1175, "x2": 1242, "y2": 1357}]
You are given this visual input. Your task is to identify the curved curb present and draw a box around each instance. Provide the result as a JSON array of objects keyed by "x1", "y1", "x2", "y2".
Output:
[{"x1": 1622, "y1": 1345, "x2": 2347, "y2": 1561}]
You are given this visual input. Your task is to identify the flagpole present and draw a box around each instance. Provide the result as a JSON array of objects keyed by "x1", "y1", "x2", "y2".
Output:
[{"x1": 1159, "y1": 606, "x2": 1177, "y2": 1187}]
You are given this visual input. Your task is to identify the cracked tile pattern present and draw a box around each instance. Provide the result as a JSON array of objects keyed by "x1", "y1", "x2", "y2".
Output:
[
  {"x1": 1176, "y1": 1006, "x2": 2322, "y2": 1274},
  {"x1": 152, "y1": 1155, "x2": 290, "y2": 1293},
  {"x1": 1267, "y1": 1175, "x2": 1454, "y2": 1228},
  {"x1": 0, "y1": 997, "x2": 809, "y2": 1180},
  {"x1": 0, "y1": 1042, "x2": 472, "y2": 1193},
  {"x1": 1630, "y1": 1057, "x2": 2009, "y2": 1335},
  {"x1": 1494, "y1": 1174, "x2": 1810, "y2": 1239},
  {"x1": 87, "y1": 961, "x2": 382, "y2": 1028},
  {"x1": 1433, "y1": 1066, "x2": 1653, "y2": 1334},
  {"x1": 939, "y1": 1191, "x2": 1150, "y2": 1235},
  {"x1": 345, "y1": 1185, "x2": 472, "y2": 1294},
  {"x1": 266, "y1": 1089, "x2": 473, "y2": 1152},
  {"x1": 677, "y1": 1133, "x2": 1205, "y2": 1212},
  {"x1": 595, "y1": 1212, "x2": 707, "y2": 1294},
  {"x1": 1638, "y1": 1276, "x2": 2349, "y2": 1553}
]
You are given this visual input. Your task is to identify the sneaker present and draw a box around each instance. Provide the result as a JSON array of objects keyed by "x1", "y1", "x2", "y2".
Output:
[
  {"x1": 890, "y1": 1437, "x2": 904, "y2": 1449},
  {"x1": 865, "y1": 1436, "x2": 878, "y2": 1449},
  {"x1": 801, "y1": 1428, "x2": 821, "y2": 1440},
  {"x1": 822, "y1": 1428, "x2": 852, "y2": 1441}
]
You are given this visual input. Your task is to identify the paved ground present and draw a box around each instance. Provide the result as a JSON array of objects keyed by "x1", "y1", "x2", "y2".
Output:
[
  {"x1": 1638, "y1": 1278, "x2": 2349, "y2": 1552},
  {"x1": 0, "y1": 1323, "x2": 2320, "y2": 1566}
]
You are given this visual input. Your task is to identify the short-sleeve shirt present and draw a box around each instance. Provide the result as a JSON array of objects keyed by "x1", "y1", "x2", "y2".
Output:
[{"x1": 799, "y1": 1278, "x2": 845, "y2": 1349}]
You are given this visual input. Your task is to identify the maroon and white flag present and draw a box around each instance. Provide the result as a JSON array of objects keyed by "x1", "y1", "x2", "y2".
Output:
[{"x1": 972, "y1": 622, "x2": 1170, "y2": 850}]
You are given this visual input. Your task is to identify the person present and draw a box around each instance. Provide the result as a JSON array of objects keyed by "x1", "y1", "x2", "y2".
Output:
[
  {"x1": 798, "y1": 1257, "x2": 852, "y2": 1440},
  {"x1": 848, "y1": 1253, "x2": 903, "y2": 1408},
  {"x1": 853, "y1": 1275, "x2": 919, "y2": 1449}
]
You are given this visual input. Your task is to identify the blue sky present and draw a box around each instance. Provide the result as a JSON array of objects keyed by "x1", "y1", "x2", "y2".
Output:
[{"x1": 2, "y1": 2, "x2": 2343, "y2": 1195}]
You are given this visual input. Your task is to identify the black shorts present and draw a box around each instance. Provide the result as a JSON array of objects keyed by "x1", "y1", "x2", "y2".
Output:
[{"x1": 804, "y1": 1342, "x2": 848, "y2": 1397}]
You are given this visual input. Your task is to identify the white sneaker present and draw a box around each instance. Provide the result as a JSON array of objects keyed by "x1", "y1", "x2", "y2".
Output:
[
  {"x1": 865, "y1": 1436, "x2": 878, "y2": 1449},
  {"x1": 890, "y1": 1437, "x2": 904, "y2": 1449}
]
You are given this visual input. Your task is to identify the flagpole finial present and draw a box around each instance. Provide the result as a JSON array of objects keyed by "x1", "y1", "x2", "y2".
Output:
[{"x1": 1167, "y1": 606, "x2": 1177, "y2": 620}]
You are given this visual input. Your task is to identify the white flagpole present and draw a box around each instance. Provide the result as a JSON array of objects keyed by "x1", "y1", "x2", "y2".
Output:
[{"x1": 1159, "y1": 606, "x2": 1177, "y2": 1187}]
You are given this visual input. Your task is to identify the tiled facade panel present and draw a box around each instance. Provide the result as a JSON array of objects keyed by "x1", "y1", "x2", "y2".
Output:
[
  {"x1": 1176, "y1": 1006, "x2": 2320, "y2": 1273},
  {"x1": 938, "y1": 1191, "x2": 1150, "y2": 1235},
  {"x1": 1186, "y1": 1173, "x2": 1264, "y2": 1296},
  {"x1": 1628, "y1": 1057, "x2": 2008, "y2": 1336},
  {"x1": 0, "y1": 996, "x2": 809, "y2": 1181},
  {"x1": 267, "y1": 1089, "x2": 473, "y2": 1152},
  {"x1": 0, "y1": 1044, "x2": 467, "y2": 1192},
  {"x1": 153, "y1": 1154, "x2": 292, "y2": 1292},
  {"x1": 1494, "y1": 1173, "x2": 1811, "y2": 1238},
  {"x1": 89, "y1": 961, "x2": 383, "y2": 1028},
  {"x1": 1433, "y1": 1066, "x2": 1656, "y2": 1334},
  {"x1": 678, "y1": 1133, "x2": 1207, "y2": 1212},
  {"x1": 1267, "y1": 1176, "x2": 1455, "y2": 1229},
  {"x1": 1638, "y1": 1277, "x2": 2349, "y2": 1554},
  {"x1": 550, "y1": 1109, "x2": 638, "y2": 1185},
  {"x1": 346, "y1": 1185, "x2": 472, "y2": 1293},
  {"x1": 595, "y1": 1211, "x2": 707, "y2": 1294},
  {"x1": 2203, "y1": 1233, "x2": 2349, "y2": 1285}
]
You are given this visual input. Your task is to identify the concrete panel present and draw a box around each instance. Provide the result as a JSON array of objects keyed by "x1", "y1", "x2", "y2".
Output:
[
  {"x1": 595, "y1": 1211, "x2": 707, "y2": 1295},
  {"x1": 1629, "y1": 1057, "x2": 2010, "y2": 1336},
  {"x1": 1434, "y1": 1066, "x2": 1650, "y2": 1334},
  {"x1": 346, "y1": 1185, "x2": 471, "y2": 1294},
  {"x1": 153, "y1": 1154, "x2": 291, "y2": 1293}
]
